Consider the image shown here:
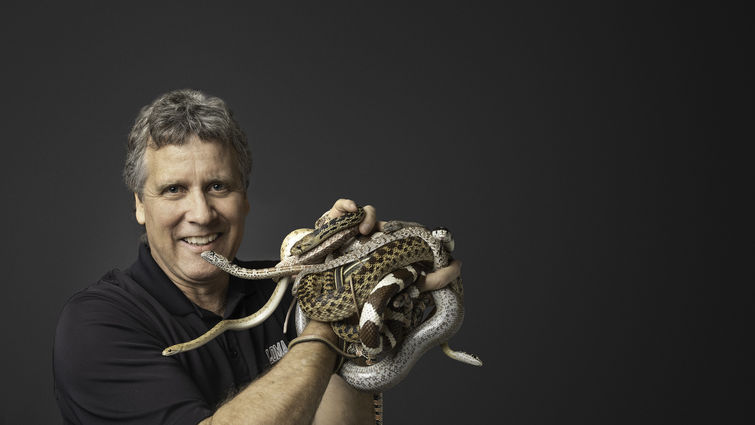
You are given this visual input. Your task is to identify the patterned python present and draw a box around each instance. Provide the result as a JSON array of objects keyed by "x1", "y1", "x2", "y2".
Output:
[{"x1": 162, "y1": 207, "x2": 482, "y2": 391}]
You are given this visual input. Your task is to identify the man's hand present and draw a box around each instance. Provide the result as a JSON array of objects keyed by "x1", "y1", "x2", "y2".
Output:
[
  {"x1": 324, "y1": 198, "x2": 378, "y2": 235},
  {"x1": 325, "y1": 198, "x2": 462, "y2": 292},
  {"x1": 417, "y1": 259, "x2": 462, "y2": 292}
]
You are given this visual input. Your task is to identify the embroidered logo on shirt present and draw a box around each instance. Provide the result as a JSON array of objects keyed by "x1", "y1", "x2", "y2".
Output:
[{"x1": 265, "y1": 340, "x2": 289, "y2": 365}]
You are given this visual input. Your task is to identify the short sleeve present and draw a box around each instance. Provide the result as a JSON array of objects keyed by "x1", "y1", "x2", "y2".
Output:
[{"x1": 53, "y1": 290, "x2": 212, "y2": 425}]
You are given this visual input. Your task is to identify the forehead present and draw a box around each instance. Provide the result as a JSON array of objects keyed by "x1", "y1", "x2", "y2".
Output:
[{"x1": 143, "y1": 138, "x2": 237, "y2": 184}]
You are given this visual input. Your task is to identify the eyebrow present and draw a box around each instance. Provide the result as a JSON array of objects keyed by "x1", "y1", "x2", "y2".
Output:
[{"x1": 152, "y1": 175, "x2": 238, "y2": 190}]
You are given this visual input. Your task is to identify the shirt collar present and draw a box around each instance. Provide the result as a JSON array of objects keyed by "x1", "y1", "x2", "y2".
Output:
[
  {"x1": 126, "y1": 242, "x2": 197, "y2": 316},
  {"x1": 126, "y1": 242, "x2": 267, "y2": 318}
]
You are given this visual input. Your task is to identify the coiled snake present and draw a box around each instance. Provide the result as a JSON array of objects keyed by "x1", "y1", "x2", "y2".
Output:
[{"x1": 162, "y1": 208, "x2": 482, "y2": 392}]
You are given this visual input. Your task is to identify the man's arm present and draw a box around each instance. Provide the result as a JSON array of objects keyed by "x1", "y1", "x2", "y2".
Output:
[
  {"x1": 199, "y1": 320, "x2": 341, "y2": 425},
  {"x1": 201, "y1": 264, "x2": 463, "y2": 425},
  {"x1": 313, "y1": 375, "x2": 375, "y2": 424},
  {"x1": 201, "y1": 200, "x2": 462, "y2": 424}
]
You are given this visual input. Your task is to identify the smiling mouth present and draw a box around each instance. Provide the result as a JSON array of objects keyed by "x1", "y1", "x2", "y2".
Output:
[{"x1": 182, "y1": 233, "x2": 220, "y2": 246}]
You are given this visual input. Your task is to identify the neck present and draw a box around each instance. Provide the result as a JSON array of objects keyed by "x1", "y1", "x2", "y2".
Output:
[
  {"x1": 146, "y1": 247, "x2": 231, "y2": 316},
  {"x1": 174, "y1": 276, "x2": 229, "y2": 316}
]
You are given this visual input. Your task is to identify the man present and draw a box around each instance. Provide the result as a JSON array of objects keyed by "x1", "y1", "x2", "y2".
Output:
[{"x1": 53, "y1": 89, "x2": 460, "y2": 424}]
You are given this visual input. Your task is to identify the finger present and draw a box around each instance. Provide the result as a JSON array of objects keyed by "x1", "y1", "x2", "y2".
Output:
[
  {"x1": 416, "y1": 260, "x2": 462, "y2": 292},
  {"x1": 359, "y1": 204, "x2": 377, "y2": 235},
  {"x1": 327, "y1": 198, "x2": 358, "y2": 219}
]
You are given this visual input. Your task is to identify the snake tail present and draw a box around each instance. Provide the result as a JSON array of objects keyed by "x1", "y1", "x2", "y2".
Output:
[
  {"x1": 162, "y1": 277, "x2": 291, "y2": 356},
  {"x1": 440, "y1": 343, "x2": 483, "y2": 366}
]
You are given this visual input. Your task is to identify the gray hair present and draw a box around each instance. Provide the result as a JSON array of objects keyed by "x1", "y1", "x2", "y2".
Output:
[{"x1": 123, "y1": 89, "x2": 251, "y2": 197}]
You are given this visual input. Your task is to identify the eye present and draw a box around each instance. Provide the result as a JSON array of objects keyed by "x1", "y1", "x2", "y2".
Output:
[
  {"x1": 211, "y1": 183, "x2": 225, "y2": 191},
  {"x1": 161, "y1": 184, "x2": 185, "y2": 195}
]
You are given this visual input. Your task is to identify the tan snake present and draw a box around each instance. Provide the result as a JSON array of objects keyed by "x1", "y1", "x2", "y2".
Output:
[{"x1": 162, "y1": 210, "x2": 365, "y2": 356}]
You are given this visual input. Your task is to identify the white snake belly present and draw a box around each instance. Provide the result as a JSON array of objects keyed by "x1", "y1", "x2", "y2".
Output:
[
  {"x1": 293, "y1": 287, "x2": 465, "y2": 391},
  {"x1": 291, "y1": 226, "x2": 482, "y2": 391}
]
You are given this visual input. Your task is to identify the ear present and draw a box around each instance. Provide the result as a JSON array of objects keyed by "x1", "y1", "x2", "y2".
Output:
[{"x1": 134, "y1": 193, "x2": 146, "y2": 225}]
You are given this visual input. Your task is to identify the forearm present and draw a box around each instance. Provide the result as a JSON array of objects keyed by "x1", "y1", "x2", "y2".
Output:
[
  {"x1": 201, "y1": 321, "x2": 338, "y2": 425},
  {"x1": 313, "y1": 375, "x2": 375, "y2": 425}
]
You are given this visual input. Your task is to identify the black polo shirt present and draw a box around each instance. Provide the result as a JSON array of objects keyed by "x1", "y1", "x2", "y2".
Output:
[{"x1": 53, "y1": 243, "x2": 296, "y2": 424}]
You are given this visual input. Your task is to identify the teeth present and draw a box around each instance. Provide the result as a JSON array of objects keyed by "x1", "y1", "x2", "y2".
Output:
[{"x1": 183, "y1": 234, "x2": 219, "y2": 245}]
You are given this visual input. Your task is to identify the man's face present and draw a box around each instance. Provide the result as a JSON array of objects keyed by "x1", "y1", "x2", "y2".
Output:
[{"x1": 134, "y1": 136, "x2": 249, "y2": 288}]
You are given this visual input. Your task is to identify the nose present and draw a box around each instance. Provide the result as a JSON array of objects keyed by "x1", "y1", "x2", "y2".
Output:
[{"x1": 185, "y1": 190, "x2": 216, "y2": 225}]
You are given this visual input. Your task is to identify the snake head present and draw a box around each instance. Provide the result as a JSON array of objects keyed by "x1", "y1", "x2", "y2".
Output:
[
  {"x1": 200, "y1": 250, "x2": 230, "y2": 268},
  {"x1": 162, "y1": 345, "x2": 182, "y2": 356},
  {"x1": 291, "y1": 207, "x2": 366, "y2": 255},
  {"x1": 431, "y1": 227, "x2": 455, "y2": 253}
]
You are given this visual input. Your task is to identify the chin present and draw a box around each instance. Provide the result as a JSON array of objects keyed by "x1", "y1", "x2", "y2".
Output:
[
  {"x1": 199, "y1": 264, "x2": 227, "y2": 280},
  {"x1": 181, "y1": 261, "x2": 225, "y2": 283}
]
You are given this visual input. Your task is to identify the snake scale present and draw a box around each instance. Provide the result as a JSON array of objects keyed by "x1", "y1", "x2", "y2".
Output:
[{"x1": 162, "y1": 207, "x2": 482, "y2": 391}]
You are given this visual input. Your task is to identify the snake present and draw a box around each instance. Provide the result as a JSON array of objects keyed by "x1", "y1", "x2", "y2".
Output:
[
  {"x1": 162, "y1": 208, "x2": 482, "y2": 391},
  {"x1": 161, "y1": 210, "x2": 365, "y2": 356}
]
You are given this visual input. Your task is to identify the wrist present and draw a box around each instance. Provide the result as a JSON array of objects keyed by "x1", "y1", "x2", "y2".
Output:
[
  {"x1": 295, "y1": 321, "x2": 345, "y2": 373},
  {"x1": 302, "y1": 320, "x2": 339, "y2": 346}
]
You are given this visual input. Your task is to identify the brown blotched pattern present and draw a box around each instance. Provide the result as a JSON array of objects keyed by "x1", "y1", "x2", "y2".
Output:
[{"x1": 296, "y1": 237, "x2": 436, "y2": 358}]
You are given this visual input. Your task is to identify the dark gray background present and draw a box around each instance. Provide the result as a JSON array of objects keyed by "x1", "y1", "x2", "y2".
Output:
[{"x1": 0, "y1": 2, "x2": 745, "y2": 424}]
